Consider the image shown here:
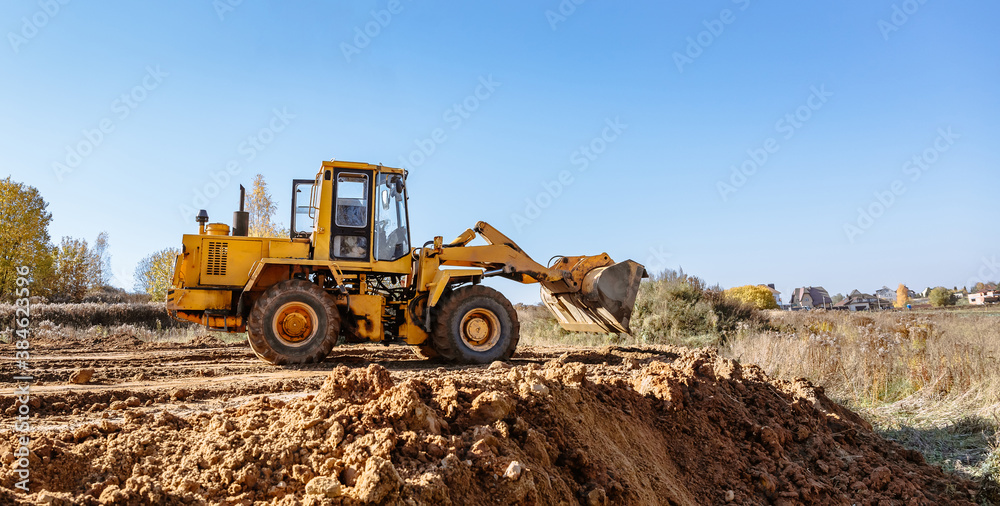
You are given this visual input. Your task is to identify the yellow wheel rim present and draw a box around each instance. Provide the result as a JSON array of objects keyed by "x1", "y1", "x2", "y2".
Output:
[
  {"x1": 459, "y1": 308, "x2": 501, "y2": 351},
  {"x1": 272, "y1": 302, "x2": 318, "y2": 347}
]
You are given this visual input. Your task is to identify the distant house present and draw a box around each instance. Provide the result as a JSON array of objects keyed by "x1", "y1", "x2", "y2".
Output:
[
  {"x1": 875, "y1": 286, "x2": 896, "y2": 302},
  {"x1": 789, "y1": 286, "x2": 833, "y2": 309},
  {"x1": 920, "y1": 287, "x2": 934, "y2": 298},
  {"x1": 832, "y1": 290, "x2": 892, "y2": 311},
  {"x1": 969, "y1": 290, "x2": 1000, "y2": 305},
  {"x1": 765, "y1": 283, "x2": 782, "y2": 307}
]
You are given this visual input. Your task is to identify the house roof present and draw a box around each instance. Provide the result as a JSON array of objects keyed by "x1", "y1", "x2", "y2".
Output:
[
  {"x1": 847, "y1": 290, "x2": 875, "y2": 301},
  {"x1": 791, "y1": 286, "x2": 833, "y2": 306}
]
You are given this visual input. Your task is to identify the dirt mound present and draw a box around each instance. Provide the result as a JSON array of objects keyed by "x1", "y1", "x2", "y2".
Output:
[
  {"x1": 0, "y1": 348, "x2": 977, "y2": 504},
  {"x1": 186, "y1": 333, "x2": 233, "y2": 348},
  {"x1": 84, "y1": 331, "x2": 146, "y2": 350}
]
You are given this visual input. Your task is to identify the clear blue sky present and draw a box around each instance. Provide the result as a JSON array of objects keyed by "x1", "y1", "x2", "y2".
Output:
[{"x1": 2, "y1": 1, "x2": 998, "y2": 304}]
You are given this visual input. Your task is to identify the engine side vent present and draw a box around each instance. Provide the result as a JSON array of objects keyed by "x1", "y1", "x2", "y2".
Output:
[{"x1": 206, "y1": 241, "x2": 228, "y2": 276}]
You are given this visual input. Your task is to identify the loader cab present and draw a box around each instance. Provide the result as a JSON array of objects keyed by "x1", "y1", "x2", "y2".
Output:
[{"x1": 325, "y1": 165, "x2": 410, "y2": 263}]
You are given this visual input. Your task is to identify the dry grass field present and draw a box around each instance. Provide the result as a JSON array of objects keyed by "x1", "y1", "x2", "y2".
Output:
[{"x1": 723, "y1": 309, "x2": 1000, "y2": 491}]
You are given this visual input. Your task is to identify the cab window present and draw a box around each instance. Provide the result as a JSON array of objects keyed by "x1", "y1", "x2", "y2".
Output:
[{"x1": 335, "y1": 174, "x2": 368, "y2": 228}]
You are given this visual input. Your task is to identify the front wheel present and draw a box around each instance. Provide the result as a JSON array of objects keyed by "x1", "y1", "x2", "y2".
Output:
[
  {"x1": 432, "y1": 285, "x2": 519, "y2": 364},
  {"x1": 247, "y1": 280, "x2": 340, "y2": 365}
]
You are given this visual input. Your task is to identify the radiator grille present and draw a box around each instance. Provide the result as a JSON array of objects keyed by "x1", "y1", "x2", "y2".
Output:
[{"x1": 206, "y1": 241, "x2": 228, "y2": 276}]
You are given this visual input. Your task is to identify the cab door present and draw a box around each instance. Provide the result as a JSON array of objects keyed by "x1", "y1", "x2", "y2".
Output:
[{"x1": 330, "y1": 168, "x2": 373, "y2": 262}]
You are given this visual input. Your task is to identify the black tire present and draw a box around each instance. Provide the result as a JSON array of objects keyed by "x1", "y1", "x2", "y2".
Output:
[
  {"x1": 432, "y1": 285, "x2": 519, "y2": 364},
  {"x1": 247, "y1": 279, "x2": 340, "y2": 365}
]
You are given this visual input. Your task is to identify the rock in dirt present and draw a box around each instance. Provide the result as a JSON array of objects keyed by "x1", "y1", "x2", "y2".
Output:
[
  {"x1": 587, "y1": 487, "x2": 608, "y2": 506},
  {"x1": 305, "y1": 476, "x2": 342, "y2": 498},
  {"x1": 68, "y1": 368, "x2": 94, "y2": 384},
  {"x1": 504, "y1": 461, "x2": 524, "y2": 481},
  {"x1": 470, "y1": 391, "x2": 513, "y2": 423},
  {"x1": 351, "y1": 456, "x2": 402, "y2": 503}
]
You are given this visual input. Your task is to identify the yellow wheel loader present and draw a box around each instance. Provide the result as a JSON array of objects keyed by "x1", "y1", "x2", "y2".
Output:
[{"x1": 167, "y1": 160, "x2": 646, "y2": 365}]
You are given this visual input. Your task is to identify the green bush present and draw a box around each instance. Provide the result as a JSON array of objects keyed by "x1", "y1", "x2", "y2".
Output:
[
  {"x1": 630, "y1": 270, "x2": 764, "y2": 345},
  {"x1": 929, "y1": 287, "x2": 955, "y2": 307}
]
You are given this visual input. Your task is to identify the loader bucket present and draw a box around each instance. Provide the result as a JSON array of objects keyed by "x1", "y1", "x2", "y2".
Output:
[{"x1": 540, "y1": 259, "x2": 647, "y2": 334}]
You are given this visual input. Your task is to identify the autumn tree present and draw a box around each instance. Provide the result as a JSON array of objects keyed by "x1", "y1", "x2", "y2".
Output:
[
  {"x1": 929, "y1": 287, "x2": 955, "y2": 307},
  {"x1": 723, "y1": 285, "x2": 778, "y2": 310},
  {"x1": 895, "y1": 284, "x2": 910, "y2": 309},
  {"x1": 831, "y1": 293, "x2": 845, "y2": 304},
  {"x1": 0, "y1": 177, "x2": 55, "y2": 301},
  {"x1": 134, "y1": 248, "x2": 179, "y2": 301},
  {"x1": 38, "y1": 233, "x2": 115, "y2": 303},
  {"x1": 49, "y1": 237, "x2": 93, "y2": 302},
  {"x1": 972, "y1": 281, "x2": 998, "y2": 293},
  {"x1": 247, "y1": 174, "x2": 287, "y2": 237},
  {"x1": 90, "y1": 231, "x2": 112, "y2": 288}
]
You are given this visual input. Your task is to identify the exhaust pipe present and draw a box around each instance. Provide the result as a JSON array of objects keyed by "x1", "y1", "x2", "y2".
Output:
[{"x1": 232, "y1": 184, "x2": 249, "y2": 237}]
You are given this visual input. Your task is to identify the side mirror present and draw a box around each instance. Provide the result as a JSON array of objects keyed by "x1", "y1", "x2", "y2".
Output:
[{"x1": 393, "y1": 177, "x2": 404, "y2": 194}]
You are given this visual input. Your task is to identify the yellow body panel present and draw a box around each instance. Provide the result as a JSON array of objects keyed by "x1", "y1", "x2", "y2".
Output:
[
  {"x1": 399, "y1": 319, "x2": 429, "y2": 345},
  {"x1": 347, "y1": 294, "x2": 385, "y2": 341},
  {"x1": 269, "y1": 240, "x2": 310, "y2": 259},
  {"x1": 199, "y1": 237, "x2": 263, "y2": 287},
  {"x1": 312, "y1": 165, "x2": 334, "y2": 261},
  {"x1": 167, "y1": 288, "x2": 231, "y2": 311},
  {"x1": 425, "y1": 269, "x2": 485, "y2": 307}
]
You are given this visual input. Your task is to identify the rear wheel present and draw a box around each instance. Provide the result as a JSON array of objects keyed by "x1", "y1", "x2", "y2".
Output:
[
  {"x1": 247, "y1": 280, "x2": 340, "y2": 365},
  {"x1": 432, "y1": 285, "x2": 519, "y2": 364}
]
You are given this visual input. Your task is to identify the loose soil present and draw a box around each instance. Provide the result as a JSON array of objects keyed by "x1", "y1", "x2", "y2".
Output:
[{"x1": 0, "y1": 334, "x2": 979, "y2": 505}]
